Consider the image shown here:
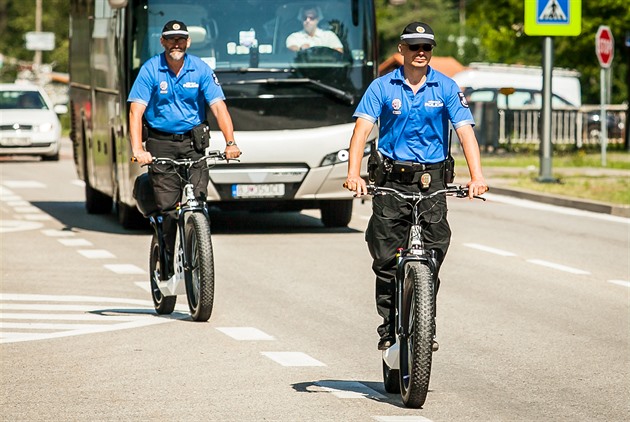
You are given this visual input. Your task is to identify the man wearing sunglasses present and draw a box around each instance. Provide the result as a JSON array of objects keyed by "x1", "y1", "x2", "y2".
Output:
[
  {"x1": 286, "y1": 6, "x2": 343, "y2": 53},
  {"x1": 344, "y1": 22, "x2": 488, "y2": 351}
]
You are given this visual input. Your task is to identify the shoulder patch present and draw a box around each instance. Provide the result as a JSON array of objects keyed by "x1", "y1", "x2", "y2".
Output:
[
  {"x1": 458, "y1": 91, "x2": 469, "y2": 108},
  {"x1": 212, "y1": 73, "x2": 220, "y2": 86}
]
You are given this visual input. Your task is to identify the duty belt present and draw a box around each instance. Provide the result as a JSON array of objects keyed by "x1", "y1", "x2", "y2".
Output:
[
  {"x1": 385, "y1": 159, "x2": 445, "y2": 186},
  {"x1": 147, "y1": 127, "x2": 193, "y2": 141}
]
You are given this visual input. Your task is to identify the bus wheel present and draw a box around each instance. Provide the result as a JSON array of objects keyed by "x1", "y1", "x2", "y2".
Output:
[{"x1": 320, "y1": 199, "x2": 352, "y2": 228}]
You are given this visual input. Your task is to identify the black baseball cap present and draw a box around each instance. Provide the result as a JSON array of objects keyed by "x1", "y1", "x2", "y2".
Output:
[
  {"x1": 162, "y1": 20, "x2": 189, "y2": 39},
  {"x1": 400, "y1": 22, "x2": 436, "y2": 46}
]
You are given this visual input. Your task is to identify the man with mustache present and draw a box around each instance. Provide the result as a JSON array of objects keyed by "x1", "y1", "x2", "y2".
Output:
[{"x1": 128, "y1": 20, "x2": 240, "y2": 276}]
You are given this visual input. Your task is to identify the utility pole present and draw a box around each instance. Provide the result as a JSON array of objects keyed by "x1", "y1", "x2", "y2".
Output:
[{"x1": 33, "y1": 0, "x2": 42, "y2": 71}]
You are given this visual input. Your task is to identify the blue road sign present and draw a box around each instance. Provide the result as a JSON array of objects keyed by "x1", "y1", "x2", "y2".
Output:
[{"x1": 536, "y1": 0, "x2": 569, "y2": 25}]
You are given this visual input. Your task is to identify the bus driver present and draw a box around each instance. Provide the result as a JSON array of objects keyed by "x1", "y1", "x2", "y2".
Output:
[{"x1": 286, "y1": 6, "x2": 343, "y2": 53}]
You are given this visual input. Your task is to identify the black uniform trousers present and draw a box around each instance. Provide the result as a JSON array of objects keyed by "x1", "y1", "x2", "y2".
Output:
[
  {"x1": 365, "y1": 165, "x2": 451, "y2": 340},
  {"x1": 145, "y1": 136, "x2": 209, "y2": 259}
]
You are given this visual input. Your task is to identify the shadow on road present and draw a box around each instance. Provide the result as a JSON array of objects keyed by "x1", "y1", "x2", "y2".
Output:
[{"x1": 31, "y1": 201, "x2": 360, "y2": 235}]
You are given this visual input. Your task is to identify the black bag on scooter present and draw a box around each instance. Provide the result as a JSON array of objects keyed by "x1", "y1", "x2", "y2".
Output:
[{"x1": 133, "y1": 173, "x2": 158, "y2": 217}]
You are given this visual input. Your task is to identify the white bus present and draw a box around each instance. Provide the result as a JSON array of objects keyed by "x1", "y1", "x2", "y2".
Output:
[{"x1": 69, "y1": 0, "x2": 377, "y2": 228}]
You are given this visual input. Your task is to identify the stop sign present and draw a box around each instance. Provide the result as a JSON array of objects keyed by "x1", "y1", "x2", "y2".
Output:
[{"x1": 596, "y1": 26, "x2": 614, "y2": 68}]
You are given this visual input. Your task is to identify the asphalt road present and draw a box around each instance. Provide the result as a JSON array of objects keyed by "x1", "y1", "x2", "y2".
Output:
[{"x1": 1, "y1": 153, "x2": 629, "y2": 421}]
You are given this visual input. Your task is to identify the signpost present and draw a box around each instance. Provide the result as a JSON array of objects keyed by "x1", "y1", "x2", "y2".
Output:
[
  {"x1": 524, "y1": 0, "x2": 581, "y2": 182},
  {"x1": 596, "y1": 26, "x2": 614, "y2": 166}
]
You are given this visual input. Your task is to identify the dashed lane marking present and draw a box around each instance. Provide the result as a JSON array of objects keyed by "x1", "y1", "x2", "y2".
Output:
[
  {"x1": 261, "y1": 351, "x2": 326, "y2": 367},
  {"x1": 58, "y1": 238, "x2": 92, "y2": 246},
  {"x1": 217, "y1": 327, "x2": 275, "y2": 341},
  {"x1": 527, "y1": 259, "x2": 591, "y2": 275},
  {"x1": 41, "y1": 229, "x2": 76, "y2": 237},
  {"x1": 608, "y1": 280, "x2": 630, "y2": 288},
  {"x1": 77, "y1": 249, "x2": 116, "y2": 259},
  {"x1": 373, "y1": 416, "x2": 434, "y2": 422},
  {"x1": 463, "y1": 243, "x2": 517, "y2": 256},
  {"x1": 104, "y1": 264, "x2": 145, "y2": 274}
]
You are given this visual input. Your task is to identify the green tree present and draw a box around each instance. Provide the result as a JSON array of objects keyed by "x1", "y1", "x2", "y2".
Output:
[
  {"x1": 466, "y1": 0, "x2": 630, "y2": 104},
  {"x1": 0, "y1": 0, "x2": 69, "y2": 80}
]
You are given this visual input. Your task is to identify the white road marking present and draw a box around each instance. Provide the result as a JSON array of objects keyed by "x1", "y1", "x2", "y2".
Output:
[
  {"x1": 374, "y1": 417, "x2": 433, "y2": 422},
  {"x1": 2, "y1": 181, "x2": 46, "y2": 188},
  {"x1": 0, "y1": 220, "x2": 44, "y2": 233},
  {"x1": 77, "y1": 249, "x2": 115, "y2": 259},
  {"x1": 315, "y1": 381, "x2": 386, "y2": 399},
  {"x1": 58, "y1": 238, "x2": 92, "y2": 246},
  {"x1": 13, "y1": 206, "x2": 41, "y2": 213},
  {"x1": 261, "y1": 352, "x2": 326, "y2": 367},
  {"x1": 486, "y1": 193, "x2": 630, "y2": 224},
  {"x1": 7, "y1": 200, "x2": 29, "y2": 206},
  {"x1": 463, "y1": 243, "x2": 517, "y2": 256},
  {"x1": 527, "y1": 259, "x2": 591, "y2": 275},
  {"x1": 23, "y1": 214, "x2": 52, "y2": 221},
  {"x1": 41, "y1": 229, "x2": 76, "y2": 237},
  {"x1": 104, "y1": 264, "x2": 145, "y2": 274},
  {"x1": 71, "y1": 180, "x2": 85, "y2": 187},
  {"x1": 217, "y1": 327, "x2": 275, "y2": 341},
  {"x1": 135, "y1": 281, "x2": 151, "y2": 293},
  {"x1": 608, "y1": 280, "x2": 630, "y2": 288},
  {"x1": 1, "y1": 313, "x2": 154, "y2": 321},
  {"x1": 0, "y1": 293, "x2": 186, "y2": 344}
]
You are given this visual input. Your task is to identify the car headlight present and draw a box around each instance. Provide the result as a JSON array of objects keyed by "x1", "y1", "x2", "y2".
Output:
[
  {"x1": 321, "y1": 141, "x2": 373, "y2": 166},
  {"x1": 38, "y1": 122, "x2": 54, "y2": 132}
]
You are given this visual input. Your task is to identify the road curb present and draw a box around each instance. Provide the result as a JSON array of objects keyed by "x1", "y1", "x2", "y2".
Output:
[{"x1": 490, "y1": 186, "x2": 630, "y2": 218}]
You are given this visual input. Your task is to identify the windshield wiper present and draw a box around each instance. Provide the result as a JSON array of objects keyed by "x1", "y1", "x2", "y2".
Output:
[{"x1": 222, "y1": 78, "x2": 355, "y2": 105}]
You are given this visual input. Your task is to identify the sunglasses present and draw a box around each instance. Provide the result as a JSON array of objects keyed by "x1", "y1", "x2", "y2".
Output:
[
  {"x1": 407, "y1": 44, "x2": 433, "y2": 52},
  {"x1": 303, "y1": 15, "x2": 318, "y2": 21}
]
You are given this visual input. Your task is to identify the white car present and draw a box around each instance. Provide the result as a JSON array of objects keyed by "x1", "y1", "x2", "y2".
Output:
[{"x1": 0, "y1": 83, "x2": 68, "y2": 161}]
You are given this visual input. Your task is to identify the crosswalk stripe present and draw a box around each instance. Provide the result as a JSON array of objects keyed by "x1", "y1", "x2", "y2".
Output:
[{"x1": 260, "y1": 351, "x2": 326, "y2": 367}]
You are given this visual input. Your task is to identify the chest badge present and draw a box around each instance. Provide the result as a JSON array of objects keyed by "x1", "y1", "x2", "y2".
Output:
[
  {"x1": 392, "y1": 98, "x2": 402, "y2": 115},
  {"x1": 160, "y1": 81, "x2": 168, "y2": 94}
]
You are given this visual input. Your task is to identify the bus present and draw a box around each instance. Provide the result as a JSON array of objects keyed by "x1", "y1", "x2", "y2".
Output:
[{"x1": 69, "y1": 0, "x2": 377, "y2": 228}]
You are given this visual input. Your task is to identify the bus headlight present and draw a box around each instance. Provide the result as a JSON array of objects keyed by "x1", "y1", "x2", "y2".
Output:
[{"x1": 320, "y1": 141, "x2": 373, "y2": 167}]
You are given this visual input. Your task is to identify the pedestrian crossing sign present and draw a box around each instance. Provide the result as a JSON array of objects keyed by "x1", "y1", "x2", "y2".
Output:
[{"x1": 524, "y1": 0, "x2": 581, "y2": 36}]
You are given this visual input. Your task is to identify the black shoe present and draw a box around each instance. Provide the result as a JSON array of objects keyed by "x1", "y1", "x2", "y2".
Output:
[{"x1": 378, "y1": 337, "x2": 395, "y2": 351}]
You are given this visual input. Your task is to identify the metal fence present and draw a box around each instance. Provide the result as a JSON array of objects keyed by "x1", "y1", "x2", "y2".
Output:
[{"x1": 470, "y1": 102, "x2": 628, "y2": 150}]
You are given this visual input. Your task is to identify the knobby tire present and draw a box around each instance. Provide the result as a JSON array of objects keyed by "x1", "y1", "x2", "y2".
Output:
[
  {"x1": 399, "y1": 261, "x2": 434, "y2": 408},
  {"x1": 185, "y1": 213, "x2": 215, "y2": 322}
]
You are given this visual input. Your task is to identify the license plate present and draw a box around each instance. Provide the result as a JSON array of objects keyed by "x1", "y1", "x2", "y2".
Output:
[
  {"x1": 232, "y1": 184, "x2": 285, "y2": 198},
  {"x1": 0, "y1": 138, "x2": 31, "y2": 146}
]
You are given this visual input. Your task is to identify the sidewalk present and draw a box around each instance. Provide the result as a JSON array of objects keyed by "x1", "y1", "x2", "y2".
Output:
[{"x1": 462, "y1": 166, "x2": 630, "y2": 218}]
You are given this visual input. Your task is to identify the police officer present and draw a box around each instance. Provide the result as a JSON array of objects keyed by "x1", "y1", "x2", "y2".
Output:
[
  {"x1": 128, "y1": 20, "x2": 241, "y2": 272},
  {"x1": 344, "y1": 22, "x2": 488, "y2": 351}
]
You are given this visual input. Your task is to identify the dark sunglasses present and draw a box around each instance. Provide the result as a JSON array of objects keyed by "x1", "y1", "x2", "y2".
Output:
[{"x1": 407, "y1": 44, "x2": 433, "y2": 52}]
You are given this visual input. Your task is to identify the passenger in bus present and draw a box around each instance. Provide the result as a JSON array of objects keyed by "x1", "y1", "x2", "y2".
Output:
[
  {"x1": 344, "y1": 22, "x2": 488, "y2": 352},
  {"x1": 128, "y1": 20, "x2": 241, "y2": 275},
  {"x1": 285, "y1": 6, "x2": 343, "y2": 53}
]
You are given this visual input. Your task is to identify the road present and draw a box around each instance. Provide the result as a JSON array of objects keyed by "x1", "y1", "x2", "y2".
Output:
[{"x1": 1, "y1": 153, "x2": 629, "y2": 421}]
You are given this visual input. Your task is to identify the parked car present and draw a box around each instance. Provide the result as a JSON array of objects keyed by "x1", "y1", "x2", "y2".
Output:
[
  {"x1": 586, "y1": 111, "x2": 624, "y2": 139},
  {"x1": 0, "y1": 83, "x2": 68, "y2": 161}
]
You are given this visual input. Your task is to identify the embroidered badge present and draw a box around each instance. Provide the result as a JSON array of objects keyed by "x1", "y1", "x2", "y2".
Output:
[
  {"x1": 159, "y1": 81, "x2": 168, "y2": 94},
  {"x1": 458, "y1": 91, "x2": 469, "y2": 108},
  {"x1": 416, "y1": 26, "x2": 425, "y2": 33},
  {"x1": 212, "y1": 73, "x2": 220, "y2": 86},
  {"x1": 392, "y1": 98, "x2": 402, "y2": 115},
  {"x1": 425, "y1": 100, "x2": 443, "y2": 107}
]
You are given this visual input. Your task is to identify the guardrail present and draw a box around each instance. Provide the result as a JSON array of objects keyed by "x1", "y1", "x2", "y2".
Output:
[{"x1": 470, "y1": 102, "x2": 627, "y2": 150}]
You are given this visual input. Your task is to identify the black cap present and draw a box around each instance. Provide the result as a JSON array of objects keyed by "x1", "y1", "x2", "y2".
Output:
[
  {"x1": 400, "y1": 22, "x2": 436, "y2": 46},
  {"x1": 162, "y1": 20, "x2": 189, "y2": 39}
]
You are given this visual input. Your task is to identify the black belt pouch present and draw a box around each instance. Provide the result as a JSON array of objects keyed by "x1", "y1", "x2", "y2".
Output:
[{"x1": 191, "y1": 121, "x2": 210, "y2": 152}]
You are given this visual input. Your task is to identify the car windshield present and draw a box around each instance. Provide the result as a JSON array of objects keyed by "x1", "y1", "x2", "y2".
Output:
[{"x1": 0, "y1": 90, "x2": 48, "y2": 110}]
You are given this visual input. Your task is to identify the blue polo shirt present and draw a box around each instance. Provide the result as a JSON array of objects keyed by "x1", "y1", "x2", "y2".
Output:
[
  {"x1": 354, "y1": 66, "x2": 474, "y2": 163},
  {"x1": 128, "y1": 53, "x2": 225, "y2": 134}
]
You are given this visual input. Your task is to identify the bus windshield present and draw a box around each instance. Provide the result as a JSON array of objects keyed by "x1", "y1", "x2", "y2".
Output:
[{"x1": 130, "y1": 0, "x2": 375, "y2": 130}]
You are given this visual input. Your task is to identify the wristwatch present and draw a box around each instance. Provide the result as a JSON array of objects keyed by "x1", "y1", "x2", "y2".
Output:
[{"x1": 226, "y1": 140, "x2": 237, "y2": 147}]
